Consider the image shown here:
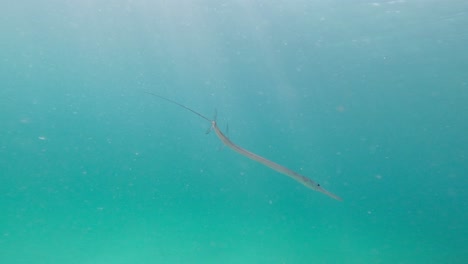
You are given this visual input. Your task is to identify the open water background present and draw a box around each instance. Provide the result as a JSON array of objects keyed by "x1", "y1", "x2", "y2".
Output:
[{"x1": 1, "y1": 1, "x2": 467, "y2": 263}]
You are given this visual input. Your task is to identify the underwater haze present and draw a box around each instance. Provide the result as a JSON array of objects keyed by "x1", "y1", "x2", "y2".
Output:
[{"x1": 1, "y1": 0, "x2": 467, "y2": 263}]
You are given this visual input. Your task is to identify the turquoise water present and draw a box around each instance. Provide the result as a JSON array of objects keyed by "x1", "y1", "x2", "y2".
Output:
[{"x1": 1, "y1": 1, "x2": 467, "y2": 263}]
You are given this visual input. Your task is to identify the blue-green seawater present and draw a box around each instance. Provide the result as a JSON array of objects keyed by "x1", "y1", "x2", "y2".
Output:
[{"x1": 1, "y1": 1, "x2": 467, "y2": 263}]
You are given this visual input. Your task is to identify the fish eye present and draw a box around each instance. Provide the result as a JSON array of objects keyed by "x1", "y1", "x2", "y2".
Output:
[{"x1": 317, "y1": 183, "x2": 320, "y2": 187}]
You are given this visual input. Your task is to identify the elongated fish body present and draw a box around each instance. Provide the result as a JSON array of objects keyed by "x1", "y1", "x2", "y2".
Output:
[
  {"x1": 146, "y1": 92, "x2": 342, "y2": 201},
  {"x1": 211, "y1": 121, "x2": 342, "y2": 201}
]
